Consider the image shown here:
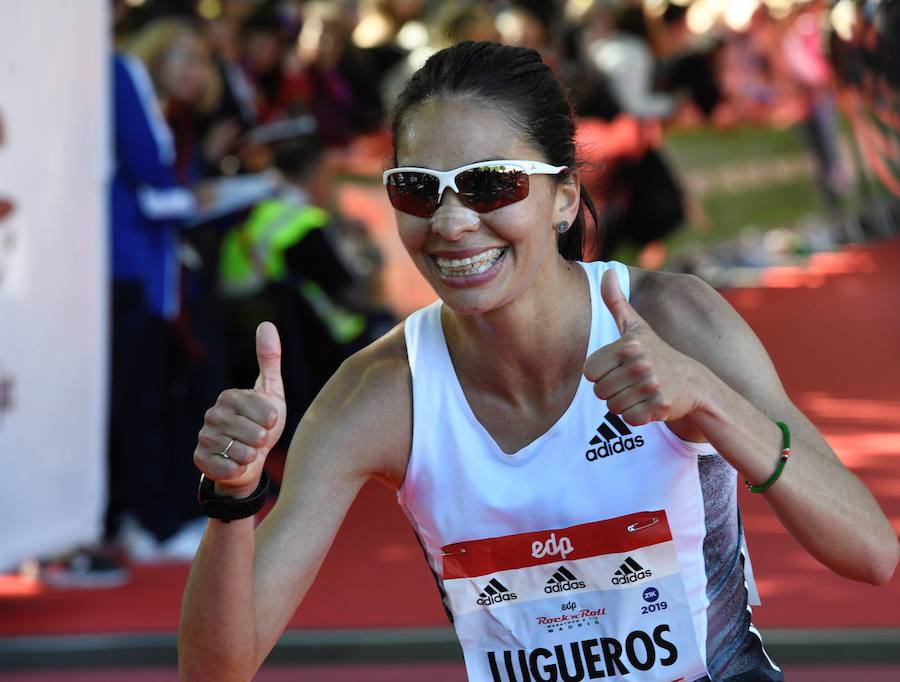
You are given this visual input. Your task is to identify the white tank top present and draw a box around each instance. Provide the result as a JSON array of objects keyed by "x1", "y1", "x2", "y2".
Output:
[{"x1": 399, "y1": 260, "x2": 772, "y2": 682}]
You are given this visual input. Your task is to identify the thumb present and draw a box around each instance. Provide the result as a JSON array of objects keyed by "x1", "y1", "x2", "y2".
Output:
[
  {"x1": 601, "y1": 268, "x2": 643, "y2": 335},
  {"x1": 254, "y1": 321, "x2": 284, "y2": 398}
]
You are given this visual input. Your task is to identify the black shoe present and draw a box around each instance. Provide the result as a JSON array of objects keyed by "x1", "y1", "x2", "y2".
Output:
[{"x1": 41, "y1": 548, "x2": 129, "y2": 589}]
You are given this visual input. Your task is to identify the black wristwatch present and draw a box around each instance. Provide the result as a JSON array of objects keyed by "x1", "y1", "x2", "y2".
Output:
[{"x1": 197, "y1": 471, "x2": 270, "y2": 523}]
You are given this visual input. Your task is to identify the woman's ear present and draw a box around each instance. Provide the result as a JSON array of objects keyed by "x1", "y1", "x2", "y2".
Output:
[{"x1": 554, "y1": 171, "x2": 581, "y2": 226}]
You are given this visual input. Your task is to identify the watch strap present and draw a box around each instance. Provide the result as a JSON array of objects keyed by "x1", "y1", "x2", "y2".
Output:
[{"x1": 197, "y1": 470, "x2": 270, "y2": 523}]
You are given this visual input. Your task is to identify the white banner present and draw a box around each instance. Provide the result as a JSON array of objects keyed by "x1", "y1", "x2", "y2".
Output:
[{"x1": 0, "y1": 1, "x2": 109, "y2": 569}]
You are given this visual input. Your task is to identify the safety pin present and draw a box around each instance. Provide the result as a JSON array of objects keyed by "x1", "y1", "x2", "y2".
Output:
[
  {"x1": 626, "y1": 517, "x2": 659, "y2": 533},
  {"x1": 441, "y1": 547, "x2": 467, "y2": 556}
]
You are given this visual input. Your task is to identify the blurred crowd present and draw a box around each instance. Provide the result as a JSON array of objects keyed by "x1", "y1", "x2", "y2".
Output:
[{"x1": 42, "y1": 0, "x2": 898, "y2": 585}]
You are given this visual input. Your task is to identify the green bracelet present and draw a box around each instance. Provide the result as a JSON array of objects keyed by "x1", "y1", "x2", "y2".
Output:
[{"x1": 745, "y1": 421, "x2": 791, "y2": 493}]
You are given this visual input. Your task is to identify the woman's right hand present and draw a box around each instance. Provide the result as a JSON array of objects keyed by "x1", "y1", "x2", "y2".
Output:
[{"x1": 194, "y1": 322, "x2": 287, "y2": 499}]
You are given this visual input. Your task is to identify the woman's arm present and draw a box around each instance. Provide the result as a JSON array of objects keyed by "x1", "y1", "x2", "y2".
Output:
[
  {"x1": 178, "y1": 323, "x2": 411, "y2": 681},
  {"x1": 585, "y1": 268, "x2": 898, "y2": 585}
]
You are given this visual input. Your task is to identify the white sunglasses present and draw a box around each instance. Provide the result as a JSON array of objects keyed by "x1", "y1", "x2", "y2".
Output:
[{"x1": 382, "y1": 159, "x2": 568, "y2": 217}]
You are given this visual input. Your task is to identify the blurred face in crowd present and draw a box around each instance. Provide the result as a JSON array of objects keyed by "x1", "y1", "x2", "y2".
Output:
[
  {"x1": 222, "y1": 0, "x2": 260, "y2": 23},
  {"x1": 386, "y1": 0, "x2": 424, "y2": 23},
  {"x1": 457, "y1": 15, "x2": 500, "y2": 43},
  {"x1": 157, "y1": 30, "x2": 211, "y2": 104},
  {"x1": 496, "y1": 8, "x2": 546, "y2": 50},
  {"x1": 206, "y1": 18, "x2": 241, "y2": 62},
  {"x1": 580, "y1": 7, "x2": 614, "y2": 48},
  {"x1": 393, "y1": 98, "x2": 569, "y2": 316},
  {"x1": 298, "y1": 14, "x2": 347, "y2": 69},
  {"x1": 245, "y1": 29, "x2": 282, "y2": 74}
]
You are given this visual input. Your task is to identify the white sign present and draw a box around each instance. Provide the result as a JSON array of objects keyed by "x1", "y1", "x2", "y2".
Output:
[{"x1": 0, "y1": 1, "x2": 109, "y2": 569}]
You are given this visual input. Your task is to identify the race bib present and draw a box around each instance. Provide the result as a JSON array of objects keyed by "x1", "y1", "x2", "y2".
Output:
[{"x1": 440, "y1": 510, "x2": 707, "y2": 682}]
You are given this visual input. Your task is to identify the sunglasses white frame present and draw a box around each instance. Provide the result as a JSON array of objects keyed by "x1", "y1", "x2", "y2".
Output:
[{"x1": 382, "y1": 159, "x2": 568, "y2": 199}]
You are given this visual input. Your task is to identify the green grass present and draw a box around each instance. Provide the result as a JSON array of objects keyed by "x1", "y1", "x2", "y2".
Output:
[
  {"x1": 664, "y1": 124, "x2": 813, "y2": 166},
  {"x1": 607, "y1": 124, "x2": 836, "y2": 264}
]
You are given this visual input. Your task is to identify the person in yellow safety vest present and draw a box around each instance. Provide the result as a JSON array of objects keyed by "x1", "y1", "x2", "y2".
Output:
[
  {"x1": 218, "y1": 135, "x2": 394, "y2": 440},
  {"x1": 219, "y1": 197, "x2": 366, "y2": 346}
]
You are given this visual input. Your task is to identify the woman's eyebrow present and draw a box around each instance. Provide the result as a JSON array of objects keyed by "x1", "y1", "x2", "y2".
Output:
[{"x1": 395, "y1": 157, "x2": 511, "y2": 171}]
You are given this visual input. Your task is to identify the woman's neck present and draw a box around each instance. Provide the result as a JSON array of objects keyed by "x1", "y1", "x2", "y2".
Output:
[{"x1": 443, "y1": 258, "x2": 591, "y2": 406}]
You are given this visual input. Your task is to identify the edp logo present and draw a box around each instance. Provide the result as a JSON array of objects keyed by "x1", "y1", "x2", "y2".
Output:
[{"x1": 532, "y1": 533, "x2": 574, "y2": 560}]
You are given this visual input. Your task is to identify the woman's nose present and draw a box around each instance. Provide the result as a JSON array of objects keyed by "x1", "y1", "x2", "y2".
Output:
[{"x1": 431, "y1": 193, "x2": 479, "y2": 241}]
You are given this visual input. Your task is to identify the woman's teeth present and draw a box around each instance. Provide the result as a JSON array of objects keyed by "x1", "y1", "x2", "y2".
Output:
[{"x1": 434, "y1": 248, "x2": 506, "y2": 276}]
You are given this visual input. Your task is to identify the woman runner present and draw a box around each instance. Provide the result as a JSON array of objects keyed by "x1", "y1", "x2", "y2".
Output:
[{"x1": 179, "y1": 41, "x2": 898, "y2": 682}]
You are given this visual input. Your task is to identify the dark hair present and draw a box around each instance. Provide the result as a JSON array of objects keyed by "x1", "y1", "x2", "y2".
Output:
[
  {"x1": 390, "y1": 41, "x2": 600, "y2": 261},
  {"x1": 272, "y1": 135, "x2": 323, "y2": 181},
  {"x1": 615, "y1": 7, "x2": 651, "y2": 40},
  {"x1": 242, "y1": 5, "x2": 286, "y2": 38}
]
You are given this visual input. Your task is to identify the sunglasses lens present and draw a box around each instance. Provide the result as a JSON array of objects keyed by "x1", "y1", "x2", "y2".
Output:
[
  {"x1": 457, "y1": 166, "x2": 529, "y2": 213},
  {"x1": 386, "y1": 171, "x2": 439, "y2": 217}
]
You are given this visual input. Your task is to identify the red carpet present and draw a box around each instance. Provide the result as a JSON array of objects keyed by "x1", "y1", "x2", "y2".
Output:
[
  {"x1": 1, "y1": 236, "x2": 898, "y2": 637},
  {"x1": 5, "y1": 663, "x2": 900, "y2": 682},
  {"x1": 725, "y1": 241, "x2": 900, "y2": 628}
]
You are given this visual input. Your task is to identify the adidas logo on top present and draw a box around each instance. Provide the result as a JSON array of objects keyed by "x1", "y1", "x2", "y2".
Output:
[
  {"x1": 476, "y1": 578, "x2": 518, "y2": 606},
  {"x1": 585, "y1": 411, "x2": 645, "y2": 461},
  {"x1": 544, "y1": 565, "x2": 586, "y2": 594},
  {"x1": 611, "y1": 556, "x2": 653, "y2": 585}
]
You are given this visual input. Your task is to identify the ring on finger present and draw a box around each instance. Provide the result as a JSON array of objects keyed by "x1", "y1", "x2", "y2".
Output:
[{"x1": 217, "y1": 438, "x2": 235, "y2": 460}]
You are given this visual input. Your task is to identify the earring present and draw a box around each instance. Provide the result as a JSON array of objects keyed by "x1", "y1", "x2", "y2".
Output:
[{"x1": 556, "y1": 220, "x2": 571, "y2": 234}]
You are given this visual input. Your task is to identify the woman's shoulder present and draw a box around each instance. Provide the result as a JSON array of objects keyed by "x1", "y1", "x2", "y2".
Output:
[
  {"x1": 625, "y1": 266, "x2": 739, "y2": 351},
  {"x1": 331, "y1": 321, "x2": 411, "y2": 412},
  {"x1": 340, "y1": 322, "x2": 410, "y2": 392},
  {"x1": 627, "y1": 266, "x2": 717, "y2": 311},
  {"x1": 310, "y1": 322, "x2": 412, "y2": 487}
]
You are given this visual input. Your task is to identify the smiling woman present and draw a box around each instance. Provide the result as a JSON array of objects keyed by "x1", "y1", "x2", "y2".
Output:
[{"x1": 178, "y1": 41, "x2": 898, "y2": 682}]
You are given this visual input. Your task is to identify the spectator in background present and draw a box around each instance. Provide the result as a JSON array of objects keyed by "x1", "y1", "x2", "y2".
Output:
[
  {"x1": 295, "y1": 1, "x2": 384, "y2": 147},
  {"x1": 781, "y1": 0, "x2": 852, "y2": 237},
  {"x1": 716, "y1": 4, "x2": 780, "y2": 126},
  {"x1": 380, "y1": 1, "x2": 500, "y2": 113},
  {"x1": 107, "y1": 17, "x2": 220, "y2": 566},
  {"x1": 585, "y1": 1, "x2": 675, "y2": 120},
  {"x1": 202, "y1": 14, "x2": 258, "y2": 145},
  {"x1": 240, "y1": 7, "x2": 304, "y2": 124},
  {"x1": 432, "y1": 1, "x2": 499, "y2": 46},
  {"x1": 655, "y1": 3, "x2": 724, "y2": 122},
  {"x1": 352, "y1": 0, "x2": 423, "y2": 81},
  {"x1": 496, "y1": 0, "x2": 558, "y2": 67},
  {"x1": 576, "y1": 1, "x2": 686, "y2": 268},
  {"x1": 219, "y1": 134, "x2": 394, "y2": 445}
]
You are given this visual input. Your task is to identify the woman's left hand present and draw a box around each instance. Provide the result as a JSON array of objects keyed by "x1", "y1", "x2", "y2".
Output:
[
  {"x1": 583, "y1": 269, "x2": 708, "y2": 426},
  {"x1": 583, "y1": 267, "x2": 899, "y2": 585}
]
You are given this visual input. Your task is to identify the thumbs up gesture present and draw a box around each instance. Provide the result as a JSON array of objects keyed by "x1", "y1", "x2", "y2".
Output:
[
  {"x1": 583, "y1": 270, "x2": 704, "y2": 427},
  {"x1": 194, "y1": 322, "x2": 287, "y2": 498}
]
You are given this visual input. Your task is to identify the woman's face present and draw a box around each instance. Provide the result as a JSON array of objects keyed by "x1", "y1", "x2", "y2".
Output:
[
  {"x1": 244, "y1": 30, "x2": 282, "y2": 74},
  {"x1": 393, "y1": 98, "x2": 577, "y2": 316},
  {"x1": 158, "y1": 31, "x2": 211, "y2": 104},
  {"x1": 298, "y1": 16, "x2": 345, "y2": 69}
]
